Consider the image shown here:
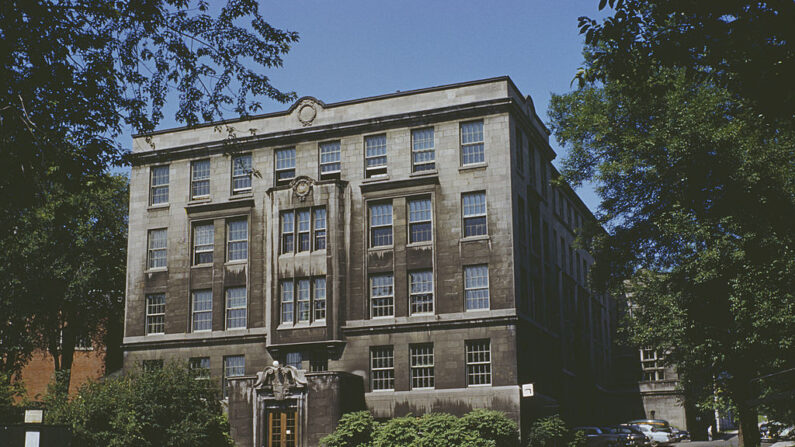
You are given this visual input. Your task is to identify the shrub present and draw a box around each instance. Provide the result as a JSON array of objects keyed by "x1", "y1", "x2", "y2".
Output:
[
  {"x1": 44, "y1": 362, "x2": 233, "y2": 447},
  {"x1": 525, "y1": 415, "x2": 570, "y2": 447},
  {"x1": 320, "y1": 411, "x2": 377, "y2": 447},
  {"x1": 0, "y1": 372, "x2": 25, "y2": 423},
  {"x1": 459, "y1": 409, "x2": 520, "y2": 447}
]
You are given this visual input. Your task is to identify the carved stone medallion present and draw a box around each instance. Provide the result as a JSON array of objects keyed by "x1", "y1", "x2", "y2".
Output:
[
  {"x1": 290, "y1": 176, "x2": 314, "y2": 201},
  {"x1": 297, "y1": 103, "x2": 317, "y2": 126},
  {"x1": 254, "y1": 361, "x2": 307, "y2": 400}
]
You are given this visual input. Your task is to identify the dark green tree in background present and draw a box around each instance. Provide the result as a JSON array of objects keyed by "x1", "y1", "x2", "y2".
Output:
[
  {"x1": 549, "y1": 2, "x2": 794, "y2": 446},
  {"x1": 0, "y1": 0, "x2": 298, "y2": 387}
]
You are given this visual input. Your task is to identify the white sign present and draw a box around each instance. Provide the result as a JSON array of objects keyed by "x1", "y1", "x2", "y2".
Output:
[
  {"x1": 521, "y1": 383, "x2": 535, "y2": 397},
  {"x1": 25, "y1": 431, "x2": 41, "y2": 447},
  {"x1": 24, "y1": 410, "x2": 43, "y2": 423}
]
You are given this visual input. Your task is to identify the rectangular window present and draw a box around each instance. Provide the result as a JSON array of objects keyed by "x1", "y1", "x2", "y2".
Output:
[
  {"x1": 191, "y1": 159, "x2": 210, "y2": 199},
  {"x1": 310, "y1": 352, "x2": 328, "y2": 372},
  {"x1": 314, "y1": 208, "x2": 327, "y2": 250},
  {"x1": 462, "y1": 192, "x2": 487, "y2": 237},
  {"x1": 297, "y1": 210, "x2": 311, "y2": 252},
  {"x1": 145, "y1": 293, "x2": 165, "y2": 335},
  {"x1": 370, "y1": 274, "x2": 394, "y2": 318},
  {"x1": 319, "y1": 141, "x2": 341, "y2": 176},
  {"x1": 640, "y1": 349, "x2": 665, "y2": 381},
  {"x1": 409, "y1": 270, "x2": 433, "y2": 314},
  {"x1": 410, "y1": 344, "x2": 434, "y2": 389},
  {"x1": 193, "y1": 223, "x2": 214, "y2": 265},
  {"x1": 365, "y1": 134, "x2": 387, "y2": 178},
  {"x1": 297, "y1": 279, "x2": 311, "y2": 323},
  {"x1": 370, "y1": 347, "x2": 394, "y2": 391},
  {"x1": 232, "y1": 154, "x2": 252, "y2": 194},
  {"x1": 189, "y1": 357, "x2": 210, "y2": 379},
  {"x1": 515, "y1": 126, "x2": 524, "y2": 174},
  {"x1": 147, "y1": 229, "x2": 167, "y2": 269},
  {"x1": 281, "y1": 211, "x2": 294, "y2": 254},
  {"x1": 314, "y1": 277, "x2": 326, "y2": 321},
  {"x1": 285, "y1": 352, "x2": 303, "y2": 370},
  {"x1": 464, "y1": 265, "x2": 490, "y2": 310},
  {"x1": 411, "y1": 128, "x2": 435, "y2": 172},
  {"x1": 280, "y1": 280, "x2": 294, "y2": 324},
  {"x1": 275, "y1": 147, "x2": 296, "y2": 183},
  {"x1": 518, "y1": 197, "x2": 526, "y2": 246},
  {"x1": 223, "y1": 355, "x2": 245, "y2": 399},
  {"x1": 150, "y1": 165, "x2": 169, "y2": 205},
  {"x1": 227, "y1": 219, "x2": 248, "y2": 261},
  {"x1": 191, "y1": 290, "x2": 212, "y2": 332},
  {"x1": 369, "y1": 202, "x2": 393, "y2": 247},
  {"x1": 408, "y1": 197, "x2": 432, "y2": 243},
  {"x1": 461, "y1": 121, "x2": 484, "y2": 165},
  {"x1": 466, "y1": 340, "x2": 492, "y2": 386},
  {"x1": 225, "y1": 287, "x2": 247, "y2": 330}
]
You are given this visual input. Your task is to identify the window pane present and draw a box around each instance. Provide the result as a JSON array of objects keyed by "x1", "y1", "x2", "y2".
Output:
[
  {"x1": 226, "y1": 287, "x2": 247, "y2": 329},
  {"x1": 151, "y1": 166, "x2": 169, "y2": 204},
  {"x1": 370, "y1": 274, "x2": 394, "y2": 317},
  {"x1": 191, "y1": 160, "x2": 210, "y2": 198},
  {"x1": 408, "y1": 198, "x2": 432, "y2": 243},
  {"x1": 319, "y1": 141, "x2": 341, "y2": 173},
  {"x1": 193, "y1": 223, "x2": 214, "y2": 264},
  {"x1": 314, "y1": 277, "x2": 326, "y2": 321},
  {"x1": 281, "y1": 281, "x2": 294, "y2": 324},
  {"x1": 314, "y1": 208, "x2": 327, "y2": 250},
  {"x1": 297, "y1": 279, "x2": 310, "y2": 322},
  {"x1": 412, "y1": 128, "x2": 435, "y2": 172},
  {"x1": 192, "y1": 290, "x2": 212, "y2": 331},
  {"x1": 148, "y1": 229, "x2": 167, "y2": 269},
  {"x1": 275, "y1": 148, "x2": 296, "y2": 169},
  {"x1": 462, "y1": 192, "x2": 486, "y2": 217},
  {"x1": 145, "y1": 293, "x2": 165, "y2": 334},
  {"x1": 370, "y1": 203, "x2": 392, "y2": 247},
  {"x1": 410, "y1": 344, "x2": 434, "y2": 389},
  {"x1": 461, "y1": 121, "x2": 484, "y2": 144},
  {"x1": 223, "y1": 355, "x2": 245, "y2": 398},
  {"x1": 370, "y1": 347, "x2": 394, "y2": 391},
  {"x1": 466, "y1": 340, "x2": 492, "y2": 386},
  {"x1": 465, "y1": 265, "x2": 490, "y2": 310},
  {"x1": 227, "y1": 219, "x2": 248, "y2": 261},
  {"x1": 365, "y1": 135, "x2": 387, "y2": 166},
  {"x1": 410, "y1": 270, "x2": 433, "y2": 314},
  {"x1": 232, "y1": 154, "x2": 252, "y2": 191}
]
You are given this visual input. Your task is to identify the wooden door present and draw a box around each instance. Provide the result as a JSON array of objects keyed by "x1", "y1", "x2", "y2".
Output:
[{"x1": 267, "y1": 409, "x2": 297, "y2": 447}]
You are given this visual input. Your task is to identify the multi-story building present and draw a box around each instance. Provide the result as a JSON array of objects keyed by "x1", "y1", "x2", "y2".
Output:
[{"x1": 123, "y1": 77, "x2": 618, "y2": 445}]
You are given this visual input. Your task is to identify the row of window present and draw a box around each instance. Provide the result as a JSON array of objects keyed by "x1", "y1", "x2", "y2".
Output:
[
  {"x1": 370, "y1": 340, "x2": 492, "y2": 391},
  {"x1": 147, "y1": 217, "x2": 251, "y2": 270},
  {"x1": 148, "y1": 121, "x2": 486, "y2": 205},
  {"x1": 145, "y1": 287, "x2": 248, "y2": 335}
]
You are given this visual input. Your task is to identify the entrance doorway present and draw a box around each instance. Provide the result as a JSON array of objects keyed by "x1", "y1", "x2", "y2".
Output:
[{"x1": 267, "y1": 409, "x2": 298, "y2": 447}]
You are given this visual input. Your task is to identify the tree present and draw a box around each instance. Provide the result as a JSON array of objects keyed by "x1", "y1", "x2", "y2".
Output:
[
  {"x1": 0, "y1": 173, "x2": 129, "y2": 393},
  {"x1": 45, "y1": 362, "x2": 234, "y2": 447},
  {"x1": 549, "y1": 4, "x2": 795, "y2": 446},
  {"x1": 0, "y1": 0, "x2": 298, "y2": 380}
]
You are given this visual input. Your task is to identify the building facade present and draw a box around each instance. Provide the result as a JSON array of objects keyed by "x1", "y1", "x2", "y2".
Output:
[{"x1": 123, "y1": 77, "x2": 618, "y2": 445}]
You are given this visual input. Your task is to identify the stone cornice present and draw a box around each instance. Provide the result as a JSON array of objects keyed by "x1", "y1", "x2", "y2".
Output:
[
  {"x1": 122, "y1": 330, "x2": 266, "y2": 350},
  {"x1": 341, "y1": 313, "x2": 518, "y2": 336}
]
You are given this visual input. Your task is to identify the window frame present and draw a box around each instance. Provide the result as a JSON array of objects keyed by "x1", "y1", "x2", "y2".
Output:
[
  {"x1": 297, "y1": 209, "x2": 311, "y2": 252},
  {"x1": 147, "y1": 228, "x2": 167, "y2": 270},
  {"x1": 225, "y1": 287, "x2": 247, "y2": 330},
  {"x1": 192, "y1": 222, "x2": 214, "y2": 266},
  {"x1": 191, "y1": 289, "x2": 213, "y2": 332},
  {"x1": 409, "y1": 270, "x2": 434, "y2": 315},
  {"x1": 274, "y1": 147, "x2": 296, "y2": 184},
  {"x1": 411, "y1": 127, "x2": 435, "y2": 173},
  {"x1": 280, "y1": 207, "x2": 327, "y2": 254},
  {"x1": 145, "y1": 293, "x2": 165, "y2": 335},
  {"x1": 364, "y1": 134, "x2": 388, "y2": 178},
  {"x1": 464, "y1": 264, "x2": 490, "y2": 311},
  {"x1": 460, "y1": 120, "x2": 485, "y2": 166},
  {"x1": 189, "y1": 357, "x2": 211, "y2": 379},
  {"x1": 409, "y1": 343, "x2": 435, "y2": 390},
  {"x1": 370, "y1": 273, "x2": 394, "y2": 318},
  {"x1": 368, "y1": 201, "x2": 393, "y2": 248},
  {"x1": 407, "y1": 196, "x2": 432, "y2": 244},
  {"x1": 313, "y1": 208, "x2": 327, "y2": 250},
  {"x1": 313, "y1": 277, "x2": 326, "y2": 322},
  {"x1": 190, "y1": 159, "x2": 211, "y2": 200},
  {"x1": 231, "y1": 153, "x2": 253, "y2": 195},
  {"x1": 223, "y1": 355, "x2": 245, "y2": 399},
  {"x1": 466, "y1": 340, "x2": 492, "y2": 386},
  {"x1": 149, "y1": 165, "x2": 170, "y2": 205},
  {"x1": 318, "y1": 140, "x2": 341, "y2": 178},
  {"x1": 370, "y1": 346, "x2": 395, "y2": 391},
  {"x1": 226, "y1": 218, "x2": 248, "y2": 262},
  {"x1": 462, "y1": 191, "x2": 488, "y2": 238},
  {"x1": 280, "y1": 276, "x2": 327, "y2": 325}
]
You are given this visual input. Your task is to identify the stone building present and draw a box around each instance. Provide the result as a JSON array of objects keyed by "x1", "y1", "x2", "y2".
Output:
[{"x1": 122, "y1": 77, "x2": 618, "y2": 446}]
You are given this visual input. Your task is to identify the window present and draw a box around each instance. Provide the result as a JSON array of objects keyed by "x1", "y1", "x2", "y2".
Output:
[
  {"x1": 142, "y1": 359, "x2": 163, "y2": 372},
  {"x1": 462, "y1": 192, "x2": 487, "y2": 237},
  {"x1": 515, "y1": 126, "x2": 524, "y2": 174},
  {"x1": 192, "y1": 290, "x2": 212, "y2": 332},
  {"x1": 365, "y1": 134, "x2": 387, "y2": 178},
  {"x1": 410, "y1": 344, "x2": 434, "y2": 389},
  {"x1": 409, "y1": 270, "x2": 433, "y2": 314},
  {"x1": 411, "y1": 128, "x2": 435, "y2": 172},
  {"x1": 225, "y1": 287, "x2": 247, "y2": 329},
  {"x1": 75, "y1": 334, "x2": 93, "y2": 351},
  {"x1": 232, "y1": 154, "x2": 252, "y2": 194},
  {"x1": 147, "y1": 229, "x2": 167, "y2": 269},
  {"x1": 370, "y1": 274, "x2": 394, "y2": 318},
  {"x1": 314, "y1": 208, "x2": 327, "y2": 250},
  {"x1": 518, "y1": 197, "x2": 526, "y2": 247},
  {"x1": 281, "y1": 277, "x2": 326, "y2": 325},
  {"x1": 641, "y1": 349, "x2": 666, "y2": 381},
  {"x1": 280, "y1": 280, "x2": 294, "y2": 324},
  {"x1": 223, "y1": 355, "x2": 245, "y2": 398},
  {"x1": 466, "y1": 340, "x2": 492, "y2": 386},
  {"x1": 193, "y1": 223, "x2": 214, "y2": 265},
  {"x1": 285, "y1": 352, "x2": 303, "y2": 369},
  {"x1": 189, "y1": 357, "x2": 210, "y2": 379},
  {"x1": 461, "y1": 120, "x2": 484, "y2": 165},
  {"x1": 310, "y1": 352, "x2": 328, "y2": 372},
  {"x1": 314, "y1": 277, "x2": 326, "y2": 321},
  {"x1": 370, "y1": 347, "x2": 394, "y2": 391},
  {"x1": 369, "y1": 202, "x2": 393, "y2": 247},
  {"x1": 297, "y1": 210, "x2": 311, "y2": 252},
  {"x1": 464, "y1": 265, "x2": 489, "y2": 310},
  {"x1": 191, "y1": 159, "x2": 210, "y2": 199},
  {"x1": 281, "y1": 212, "x2": 294, "y2": 254},
  {"x1": 275, "y1": 147, "x2": 296, "y2": 183},
  {"x1": 227, "y1": 219, "x2": 248, "y2": 261},
  {"x1": 408, "y1": 197, "x2": 432, "y2": 243},
  {"x1": 319, "y1": 141, "x2": 341, "y2": 177},
  {"x1": 150, "y1": 165, "x2": 169, "y2": 205},
  {"x1": 145, "y1": 293, "x2": 165, "y2": 335}
]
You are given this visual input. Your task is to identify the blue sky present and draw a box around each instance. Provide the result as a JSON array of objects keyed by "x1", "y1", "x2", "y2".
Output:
[{"x1": 126, "y1": 0, "x2": 605, "y2": 211}]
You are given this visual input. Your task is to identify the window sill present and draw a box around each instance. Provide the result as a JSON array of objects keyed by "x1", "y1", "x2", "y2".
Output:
[
  {"x1": 406, "y1": 241, "x2": 433, "y2": 248},
  {"x1": 368, "y1": 246, "x2": 394, "y2": 253},
  {"x1": 460, "y1": 235, "x2": 490, "y2": 243},
  {"x1": 191, "y1": 264, "x2": 213, "y2": 269},
  {"x1": 224, "y1": 260, "x2": 248, "y2": 266},
  {"x1": 409, "y1": 170, "x2": 437, "y2": 177},
  {"x1": 145, "y1": 268, "x2": 168, "y2": 274},
  {"x1": 276, "y1": 321, "x2": 327, "y2": 331},
  {"x1": 147, "y1": 203, "x2": 170, "y2": 211},
  {"x1": 145, "y1": 332, "x2": 165, "y2": 336},
  {"x1": 459, "y1": 163, "x2": 487, "y2": 172},
  {"x1": 466, "y1": 383, "x2": 492, "y2": 388},
  {"x1": 409, "y1": 312, "x2": 434, "y2": 317},
  {"x1": 229, "y1": 192, "x2": 253, "y2": 200},
  {"x1": 362, "y1": 175, "x2": 390, "y2": 183},
  {"x1": 465, "y1": 308, "x2": 491, "y2": 313},
  {"x1": 188, "y1": 197, "x2": 211, "y2": 205}
]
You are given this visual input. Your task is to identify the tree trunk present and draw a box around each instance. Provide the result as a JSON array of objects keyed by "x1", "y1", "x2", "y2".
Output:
[{"x1": 729, "y1": 376, "x2": 760, "y2": 447}]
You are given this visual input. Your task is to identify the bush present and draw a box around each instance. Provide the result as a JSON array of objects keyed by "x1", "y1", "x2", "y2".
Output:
[
  {"x1": 44, "y1": 362, "x2": 233, "y2": 447},
  {"x1": 322, "y1": 409, "x2": 519, "y2": 447},
  {"x1": 525, "y1": 415, "x2": 582, "y2": 447},
  {"x1": 0, "y1": 372, "x2": 25, "y2": 423}
]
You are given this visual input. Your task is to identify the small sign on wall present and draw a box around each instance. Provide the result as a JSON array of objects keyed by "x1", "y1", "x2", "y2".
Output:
[
  {"x1": 521, "y1": 383, "x2": 535, "y2": 397},
  {"x1": 24, "y1": 410, "x2": 43, "y2": 423}
]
